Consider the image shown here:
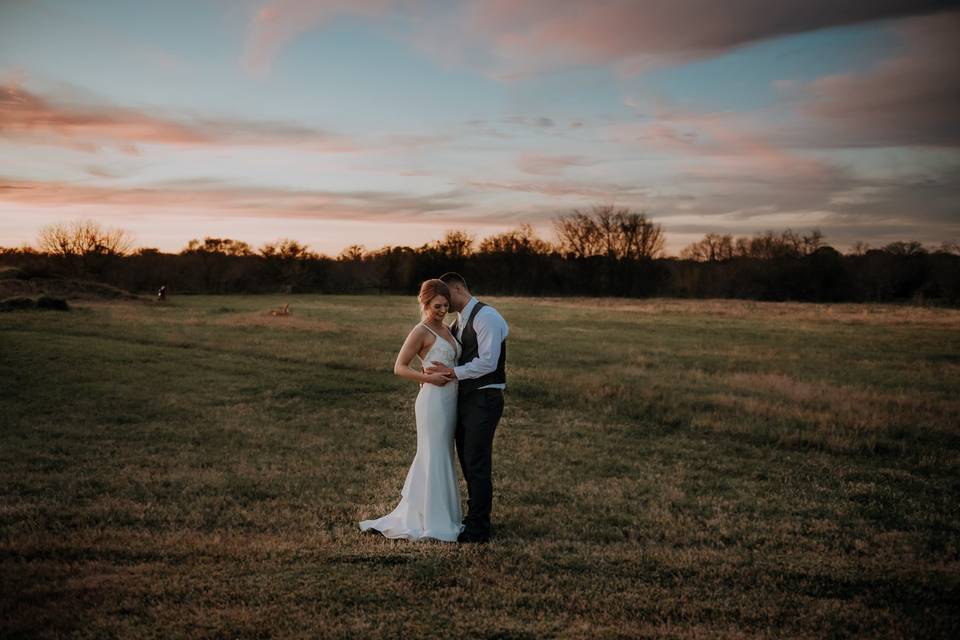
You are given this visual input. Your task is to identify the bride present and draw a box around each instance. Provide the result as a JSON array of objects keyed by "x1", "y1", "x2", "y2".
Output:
[{"x1": 359, "y1": 279, "x2": 464, "y2": 542}]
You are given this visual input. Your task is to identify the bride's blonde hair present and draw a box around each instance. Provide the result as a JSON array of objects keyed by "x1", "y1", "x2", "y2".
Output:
[{"x1": 418, "y1": 279, "x2": 451, "y2": 320}]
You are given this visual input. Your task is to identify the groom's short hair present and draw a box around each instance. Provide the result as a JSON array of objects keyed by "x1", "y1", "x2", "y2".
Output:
[{"x1": 439, "y1": 272, "x2": 468, "y2": 290}]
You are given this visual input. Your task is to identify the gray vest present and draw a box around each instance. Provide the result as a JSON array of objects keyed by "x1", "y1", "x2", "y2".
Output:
[{"x1": 455, "y1": 301, "x2": 506, "y2": 394}]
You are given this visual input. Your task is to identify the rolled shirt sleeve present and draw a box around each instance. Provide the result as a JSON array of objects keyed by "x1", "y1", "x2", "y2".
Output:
[{"x1": 453, "y1": 307, "x2": 508, "y2": 381}]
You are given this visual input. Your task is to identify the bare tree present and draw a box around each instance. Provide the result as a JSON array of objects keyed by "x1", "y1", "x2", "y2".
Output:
[
  {"x1": 619, "y1": 210, "x2": 664, "y2": 259},
  {"x1": 554, "y1": 210, "x2": 600, "y2": 258},
  {"x1": 429, "y1": 230, "x2": 474, "y2": 258},
  {"x1": 848, "y1": 241, "x2": 871, "y2": 256},
  {"x1": 479, "y1": 224, "x2": 551, "y2": 254},
  {"x1": 593, "y1": 206, "x2": 620, "y2": 258},
  {"x1": 260, "y1": 239, "x2": 316, "y2": 260},
  {"x1": 801, "y1": 229, "x2": 825, "y2": 256},
  {"x1": 883, "y1": 241, "x2": 927, "y2": 256},
  {"x1": 337, "y1": 244, "x2": 366, "y2": 261},
  {"x1": 260, "y1": 239, "x2": 317, "y2": 291},
  {"x1": 681, "y1": 233, "x2": 734, "y2": 262},
  {"x1": 37, "y1": 223, "x2": 74, "y2": 257},
  {"x1": 734, "y1": 236, "x2": 751, "y2": 258},
  {"x1": 554, "y1": 205, "x2": 664, "y2": 259},
  {"x1": 936, "y1": 241, "x2": 960, "y2": 255},
  {"x1": 182, "y1": 237, "x2": 253, "y2": 256},
  {"x1": 744, "y1": 231, "x2": 787, "y2": 259},
  {"x1": 38, "y1": 220, "x2": 133, "y2": 257},
  {"x1": 730, "y1": 229, "x2": 825, "y2": 259}
]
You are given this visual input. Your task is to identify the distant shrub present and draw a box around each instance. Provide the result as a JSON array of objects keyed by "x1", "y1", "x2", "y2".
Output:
[
  {"x1": 0, "y1": 296, "x2": 36, "y2": 311},
  {"x1": 36, "y1": 295, "x2": 70, "y2": 311},
  {"x1": 0, "y1": 295, "x2": 71, "y2": 311}
]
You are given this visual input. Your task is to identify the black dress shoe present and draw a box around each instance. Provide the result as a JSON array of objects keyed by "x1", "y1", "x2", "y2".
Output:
[{"x1": 457, "y1": 531, "x2": 490, "y2": 544}]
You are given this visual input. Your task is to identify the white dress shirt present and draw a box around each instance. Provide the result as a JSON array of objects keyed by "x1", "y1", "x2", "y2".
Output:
[{"x1": 453, "y1": 296, "x2": 508, "y2": 390}]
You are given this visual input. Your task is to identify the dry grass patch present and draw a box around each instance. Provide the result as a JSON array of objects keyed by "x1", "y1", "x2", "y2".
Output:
[
  {"x1": 203, "y1": 311, "x2": 338, "y2": 332},
  {"x1": 2, "y1": 295, "x2": 958, "y2": 638},
  {"x1": 535, "y1": 296, "x2": 960, "y2": 327}
]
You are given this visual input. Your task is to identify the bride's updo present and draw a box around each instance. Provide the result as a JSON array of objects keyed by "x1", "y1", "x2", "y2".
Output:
[{"x1": 419, "y1": 279, "x2": 451, "y2": 318}]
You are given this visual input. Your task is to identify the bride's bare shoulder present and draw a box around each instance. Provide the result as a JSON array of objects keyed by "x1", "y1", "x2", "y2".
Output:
[{"x1": 403, "y1": 323, "x2": 430, "y2": 342}]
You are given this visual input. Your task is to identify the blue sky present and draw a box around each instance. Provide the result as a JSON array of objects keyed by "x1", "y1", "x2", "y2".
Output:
[{"x1": 1, "y1": 0, "x2": 957, "y2": 255}]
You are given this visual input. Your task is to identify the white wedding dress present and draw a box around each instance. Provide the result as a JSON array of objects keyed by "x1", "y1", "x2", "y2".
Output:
[{"x1": 359, "y1": 324, "x2": 464, "y2": 542}]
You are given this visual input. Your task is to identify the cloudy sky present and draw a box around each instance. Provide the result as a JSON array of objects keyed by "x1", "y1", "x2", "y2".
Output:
[{"x1": 1, "y1": 0, "x2": 958, "y2": 255}]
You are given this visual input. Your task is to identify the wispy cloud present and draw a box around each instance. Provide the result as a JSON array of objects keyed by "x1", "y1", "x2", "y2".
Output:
[
  {"x1": 465, "y1": 0, "x2": 956, "y2": 77},
  {"x1": 613, "y1": 100, "x2": 837, "y2": 184},
  {"x1": 242, "y1": 1, "x2": 956, "y2": 78},
  {"x1": 0, "y1": 175, "x2": 474, "y2": 224},
  {"x1": 516, "y1": 153, "x2": 593, "y2": 176},
  {"x1": 504, "y1": 115, "x2": 554, "y2": 128},
  {"x1": 0, "y1": 82, "x2": 358, "y2": 153},
  {"x1": 468, "y1": 178, "x2": 645, "y2": 200}
]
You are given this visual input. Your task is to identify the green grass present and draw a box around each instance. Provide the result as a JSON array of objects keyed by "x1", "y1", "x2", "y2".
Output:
[{"x1": 2, "y1": 295, "x2": 959, "y2": 639}]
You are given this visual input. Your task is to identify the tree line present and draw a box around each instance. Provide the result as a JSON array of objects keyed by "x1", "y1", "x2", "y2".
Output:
[{"x1": 2, "y1": 207, "x2": 958, "y2": 304}]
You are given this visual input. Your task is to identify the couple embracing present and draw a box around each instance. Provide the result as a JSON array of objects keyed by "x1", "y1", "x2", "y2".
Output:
[{"x1": 360, "y1": 272, "x2": 508, "y2": 544}]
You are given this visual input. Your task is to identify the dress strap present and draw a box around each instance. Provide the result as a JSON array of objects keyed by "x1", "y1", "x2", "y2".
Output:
[{"x1": 419, "y1": 322, "x2": 442, "y2": 338}]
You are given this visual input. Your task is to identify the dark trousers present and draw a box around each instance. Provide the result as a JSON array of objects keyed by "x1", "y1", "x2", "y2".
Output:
[{"x1": 455, "y1": 388, "x2": 504, "y2": 536}]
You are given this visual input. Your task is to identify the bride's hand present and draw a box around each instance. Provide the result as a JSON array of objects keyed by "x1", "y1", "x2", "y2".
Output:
[
  {"x1": 427, "y1": 361, "x2": 455, "y2": 377},
  {"x1": 424, "y1": 373, "x2": 450, "y2": 386}
]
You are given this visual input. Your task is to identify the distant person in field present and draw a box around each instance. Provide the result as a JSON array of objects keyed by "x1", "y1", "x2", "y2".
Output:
[{"x1": 359, "y1": 274, "x2": 509, "y2": 544}]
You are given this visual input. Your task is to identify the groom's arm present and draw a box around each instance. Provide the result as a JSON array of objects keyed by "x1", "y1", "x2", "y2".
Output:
[{"x1": 452, "y1": 309, "x2": 505, "y2": 381}]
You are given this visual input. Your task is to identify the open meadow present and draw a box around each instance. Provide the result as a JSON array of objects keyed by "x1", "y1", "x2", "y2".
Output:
[{"x1": 2, "y1": 295, "x2": 959, "y2": 639}]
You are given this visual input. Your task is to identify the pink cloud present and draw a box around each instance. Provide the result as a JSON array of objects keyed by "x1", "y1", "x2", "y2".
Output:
[
  {"x1": 0, "y1": 82, "x2": 358, "y2": 153},
  {"x1": 0, "y1": 82, "x2": 202, "y2": 149},
  {"x1": 451, "y1": 0, "x2": 955, "y2": 77},
  {"x1": 242, "y1": 1, "x2": 955, "y2": 79},
  {"x1": 780, "y1": 11, "x2": 960, "y2": 148},
  {"x1": 612, "y1": 104, "x2": 835, "y2": 184}
]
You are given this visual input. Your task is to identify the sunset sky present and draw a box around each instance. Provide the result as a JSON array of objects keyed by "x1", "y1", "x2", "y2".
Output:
[{"x1": 1, "y1": 0, "x2": 958, "y2": 256}]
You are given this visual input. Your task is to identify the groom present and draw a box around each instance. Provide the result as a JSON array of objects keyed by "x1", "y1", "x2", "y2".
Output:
[{"x1": 427, "y1": 272, "x2": 508, "y2": 543}]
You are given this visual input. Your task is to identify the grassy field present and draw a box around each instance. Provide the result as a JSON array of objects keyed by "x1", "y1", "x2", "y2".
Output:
[{"x1": 2, "y1": 294, "x2": 959, "y2": 639}]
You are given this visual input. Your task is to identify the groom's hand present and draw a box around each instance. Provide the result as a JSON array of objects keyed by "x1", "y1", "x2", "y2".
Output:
[{"x1": 427, "y1": 361, "x2": 456, "y2": 379}]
